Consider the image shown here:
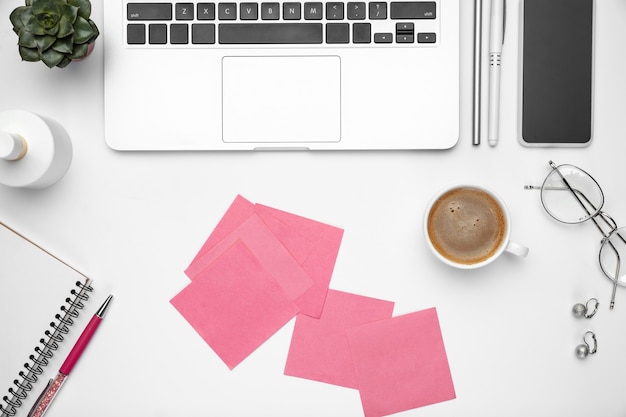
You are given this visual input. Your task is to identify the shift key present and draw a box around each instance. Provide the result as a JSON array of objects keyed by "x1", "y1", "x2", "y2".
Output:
[
  {"x1": 390, "y1": 2, "x2": 435, "y2": 19},
  {"x1": 128, "y1": 3, "x2": 173, "y2": 20}
]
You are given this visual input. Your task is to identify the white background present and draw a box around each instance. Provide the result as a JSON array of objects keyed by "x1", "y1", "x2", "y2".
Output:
[{"x1": 2, "y1": 0, "x2": 626, "y2": 416}]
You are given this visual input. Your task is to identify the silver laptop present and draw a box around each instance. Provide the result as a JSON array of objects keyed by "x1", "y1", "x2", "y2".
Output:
[{"x1": 103, "y1": 0, "x2": 459, "y2": 150}]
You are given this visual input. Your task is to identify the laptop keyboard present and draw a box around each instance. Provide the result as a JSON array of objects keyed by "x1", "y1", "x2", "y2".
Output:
[{"x1": 125, "y1": 1, "x2": 439, "y2": 46}]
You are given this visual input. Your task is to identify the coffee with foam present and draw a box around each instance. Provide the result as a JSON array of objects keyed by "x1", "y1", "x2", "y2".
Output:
[{"x1": 427, "y1": 187, "x2": 507, "y2": 265}]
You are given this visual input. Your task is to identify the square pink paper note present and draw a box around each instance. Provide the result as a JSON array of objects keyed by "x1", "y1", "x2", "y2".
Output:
[
  {"x1": 347, "y1": 308, "x2": 456, "y2": 417},
  {"x1": 171, "y1": 240, "x2": 299, "y2": 369},
  {"x1": 284, "y1": 290, "x2": 394, "y2": 389}
]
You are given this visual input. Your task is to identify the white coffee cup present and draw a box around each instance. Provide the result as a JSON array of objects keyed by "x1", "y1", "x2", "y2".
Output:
[{"x1": 424, "y1": 185, "x2": 528, "y2": 269}]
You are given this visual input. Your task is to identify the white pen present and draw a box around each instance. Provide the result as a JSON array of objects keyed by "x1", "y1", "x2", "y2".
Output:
[{"x1": 488, "y1": 0, "x2": 505, "y2": 147}]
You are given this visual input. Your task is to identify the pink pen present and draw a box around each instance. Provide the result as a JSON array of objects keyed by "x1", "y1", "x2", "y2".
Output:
[{"x1": 28, "y1": 295, "x2": 113, "y2": 417}]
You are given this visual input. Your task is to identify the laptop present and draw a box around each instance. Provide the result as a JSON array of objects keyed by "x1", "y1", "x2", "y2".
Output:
[{"x1": 103, "y1": 0, "x2": 459, "y2": 150}]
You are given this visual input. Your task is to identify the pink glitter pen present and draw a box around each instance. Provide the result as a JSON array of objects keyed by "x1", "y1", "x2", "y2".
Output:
[{"x1": 28, "y1": 295, "x2": 113, "y2": 417}]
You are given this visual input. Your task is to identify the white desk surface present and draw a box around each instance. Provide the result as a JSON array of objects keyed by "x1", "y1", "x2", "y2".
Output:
[{"x1": 2, "y1": 1, "x2": 626, "y2": 416}]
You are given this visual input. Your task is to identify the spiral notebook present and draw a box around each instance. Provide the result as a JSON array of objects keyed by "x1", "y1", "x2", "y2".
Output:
[{"x1": 0, "y1": 221, "x2": 93, "y2": 417}]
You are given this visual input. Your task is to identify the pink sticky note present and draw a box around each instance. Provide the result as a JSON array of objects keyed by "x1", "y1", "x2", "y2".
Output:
[
  {"x1": 171, "y1": 240, "x2": 299, "y2": 369},
  {"x1": 284, "y1": 290, "x2": 394, "y2": 389},
  {"x1": 346, "y1": 308, "x2": 456, "y2": 417},
  {"x1": 255, "y1": 204, "x2": 343, "y2": 318},
  {"x1": 186, "y1": 214, "x2": 313, "y2": 301},
  {"x1": 189, "y1": 195, "x2": 255, "y2": 265}
]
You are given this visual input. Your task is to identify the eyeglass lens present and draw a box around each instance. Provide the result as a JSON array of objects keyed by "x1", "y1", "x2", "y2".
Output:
[
  {"x1": 540, "y1": 164, "x2": 604, "y2": 224},
  {"x1": 600, "y1": 226, "x2": 626, "y2": 287}
]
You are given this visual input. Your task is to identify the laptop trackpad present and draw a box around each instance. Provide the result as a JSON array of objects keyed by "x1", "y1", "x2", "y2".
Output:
[{"x1": 222, "y1": 56, "x2": 341, "y2": 144}]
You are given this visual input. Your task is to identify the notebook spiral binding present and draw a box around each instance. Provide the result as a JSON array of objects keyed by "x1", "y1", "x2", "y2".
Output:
[{"x1": 0, "y1": 278, "x2": 93, "y2": 417}]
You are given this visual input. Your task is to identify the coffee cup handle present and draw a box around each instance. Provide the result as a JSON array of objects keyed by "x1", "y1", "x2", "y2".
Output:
[{"x1": 505, "y1": 241, "x2": 529, "y2": 258}]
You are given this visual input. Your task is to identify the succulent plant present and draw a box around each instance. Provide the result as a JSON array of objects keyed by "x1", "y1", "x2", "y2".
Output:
[{"x1": 10, "y1": 0, "x2": 99, "y2": 68}]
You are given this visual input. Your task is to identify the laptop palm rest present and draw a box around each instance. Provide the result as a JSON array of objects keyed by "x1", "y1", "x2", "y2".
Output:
[{"x1": 222, "y1": 56, "x2": 341, "y2": 144}]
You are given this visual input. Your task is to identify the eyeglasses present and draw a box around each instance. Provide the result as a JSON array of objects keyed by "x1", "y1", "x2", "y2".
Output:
[{"x1": 525, "y1": 161, "x2": 626, "y2": 309}]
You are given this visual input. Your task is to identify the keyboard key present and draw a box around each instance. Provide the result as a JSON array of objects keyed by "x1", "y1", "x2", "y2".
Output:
[
  {"x1": 353, "y1": 22, "x2": 371, "y2": 43},
  {"x1": 261, "y1": 3, "x2": 280, "y2": 19},
  {"x1": 127, "y1": 24, "x2": 146, "y2": 44},
  {"x1": 149, "y1": 23, "x2": 167, "y2": 43},
  {"x1": 368, "y1": 2, "x2": 387, "y2": 19},
  {"x1": 240, "y1": 2, "x2": 258, "y2": 19},
  {"x1": 390, "y1": 1, "x2": 435, "y2": 19},
  {"x1": 304, "y1": 2, "x2": 323, "y2": 19},
  {"x1": 197, "y1": 3, "x2": 216, "y2": 19},
  {"x1": 218, "y1": 3, "x2": 237, "y2": 19},
  {"x1": 283, "y1": 2, "x2": 302, "y2": 19},
  {"x1": 192, "y1": 23, "x2": 216, "y2": 43},
  {"x1": 170, "y1": 23, "x2": 189, "y2": 43},
  {"x1": 128, "y1": 3, "x2": 172, "y2": 20},
  {"x1": 417, "y1": 32, "x2": 436, "y2": 43},
  {"x1": 219, "y1": 23, "x2": 323, "y2": 43},
  {"x1": 374, "y1": 32, "x2": 392, "y2": 43},
  {"x1": 347, "y1": 2, "x2": 366, "y2": 19},
  {"x1": 396, "y1": 33, "x2": 413, "y2": 43},
  {"x1": 176, "y1": 3, "x2": 194, "y2": 19},
  {"x1": 326, "y1": 2, "x2": 344, "y2": 20},
  {"x1": 326, "y1": 22, "x2": 349, "y2": 43}
]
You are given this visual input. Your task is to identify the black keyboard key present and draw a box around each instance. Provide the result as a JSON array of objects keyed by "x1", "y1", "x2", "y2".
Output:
[
  {"x1": 396, "y1": 33, "x2": 413, "y2": 43},
  {"x1": 176, "y1": 3, "x2": 194, "y2": 19},
  {"x1": 326, "y1": 2, "x2": 344, "y2": 20},
  {"x1": 353, "y1": 22, "x2": 371, "y2": 43},
  {"x1": 283, "y1": 2, "x2": 302, "y2": 19},
  {"x1": 369, "y1": 2, "x2": 387, "y2": 19},
  {"x1": 218, "y1": 3, "x2": 237, "y2": 19},
  {"x1": 197, "y1": 3, "x2": 216, "y2": 19},
  {"x1": 149, "y1": 23, "x2": 167, "y2": 43},
  {"x1": 374, "y1": 32, "x2": 392, "y2": 43},
  {"x1": 347, "y1": 2, "x2": 366, "y2": 19},
  {"x1": 192, "y1": 23, "x2": 216, "y2": 43},
  {"x1": 219, "y1": 23, "x2": 323, "y2": 43},
  {"x1": 127, "y1": 24, "x2": 146, "y2": 44},
  {"x1": 261, "y1": 3, "x2": 280, "y2": 19},
  {"x1": 304, "y1": 2, "x2": 323, "y2": 19},
  {"x1": 417, "y1": 32, "x2": 436, "y2": 43},
  {"x1": 240, "y1": 2, "x2": 259, "y2": 19},
  {"x1": 326, "y1": 22, "x2": 349, "y2": 43},
  {"x1": 390, "y1": 1, "x2": 435, "y2": 19},
  {"x1": 128, "y1": 3, "x2": 172, "y2": 20},
  {"x1": 171, "y1": 23, "x2": 189, "y2": 43}
]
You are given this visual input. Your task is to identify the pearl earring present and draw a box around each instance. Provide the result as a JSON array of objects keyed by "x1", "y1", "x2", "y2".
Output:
[
  {"x1": 575, "y1": 331, "x2": 597, "y2": 359},
  {"x1": 572, "y1": 298, "x2": 599, "y2": 319}
]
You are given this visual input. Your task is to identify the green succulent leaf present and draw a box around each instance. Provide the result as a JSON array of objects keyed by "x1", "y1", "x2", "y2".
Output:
[
  {"x1": 41, "y1": 47, "x2": 65, "y2": 67},
  {"x1": 52, "y1": 36, "x2": 73, "y2": 54},
  {"x1": 17, "y1": 29, "x2": 38, "y2": 48},
  {"x1": 72, "y1": 16, "x2": 96, "y2": 43},
  {"x1": 10, "y1": 6, "x2": 28, "y2": 34},
  {"x1": 68, "y1": 42, "x2": 88, "y2": 59},
  {"x1": 25, "y1": 0, "x2": 33, "y2": 6},
  {"x1": 35, "y1": 34, "x2": 56, "y2": 52},
  {"x1": 57, "y1": 56, "x2": 72, "y2": 68},
  {"x1": 18, "y1": 46, "x2": 41, "y2": 62},
  {"x1": 68, "y1": 0, "x2": 91, "y2": 19},
  {"x1": 60, "y1": 3, "x2": 79, "y2": 24},
  {"x1": 57, "y1": 15, "x2": 74, "y2": 38}
]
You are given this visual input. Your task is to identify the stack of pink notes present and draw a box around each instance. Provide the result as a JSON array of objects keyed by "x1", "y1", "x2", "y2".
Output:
[{"x1": 171, "y1": 195, "x2": 456, "y2": 417}]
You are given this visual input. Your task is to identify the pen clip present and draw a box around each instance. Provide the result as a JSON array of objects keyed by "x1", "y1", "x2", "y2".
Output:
[{"x1": 27, "y1": 379, "x2": 53, "y2": 417}]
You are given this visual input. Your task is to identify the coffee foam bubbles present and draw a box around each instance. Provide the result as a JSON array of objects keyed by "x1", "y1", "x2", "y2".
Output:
[{"x1": 427, "y1": 187, "x2": 506, "y2": 265}]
